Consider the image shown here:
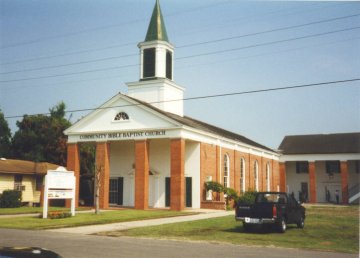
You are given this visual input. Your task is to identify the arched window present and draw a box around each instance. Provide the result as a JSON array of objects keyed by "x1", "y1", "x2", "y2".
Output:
[
  {"x1": 114, "y1": 112, "x2": 129, "y2": 121},
  {"x1": 223, "y1": 154, "x2": 230, "y2": 188},
  {"x1": 240, "y1": 158, "x2": 246, "y2": 194},
  {"x1": 254, "y1": 160, "x2": 259, "y2": 191},
  {"x1": 266, "y1": 162, "x2": 271, "y2": 191}
]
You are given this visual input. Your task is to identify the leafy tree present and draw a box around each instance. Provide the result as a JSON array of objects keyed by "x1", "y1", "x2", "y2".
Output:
[
  {"x1": 0, "y1": 109, "x2": 11, "y2": 158},
  {"x1": 11, "y1": 102, "x2": 71, "y2": 166}
]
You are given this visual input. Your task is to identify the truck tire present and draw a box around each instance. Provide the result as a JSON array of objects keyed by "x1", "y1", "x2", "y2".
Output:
[
  {"x1": 297, "y1": 216, "x2": 305, "y2": 229},
  {"x1": 277, "y1": 218, "x2": 287, "y2": 233}
]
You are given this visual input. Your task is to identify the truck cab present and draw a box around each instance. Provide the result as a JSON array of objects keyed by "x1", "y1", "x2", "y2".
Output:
[{"x1": 235, "y1": 192, "x2": 306, "y2": 233}]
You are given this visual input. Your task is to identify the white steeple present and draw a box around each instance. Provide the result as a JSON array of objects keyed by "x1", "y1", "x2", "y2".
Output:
[{"x1": 126, "y1": 0, "x2": 184, "y2": 117}]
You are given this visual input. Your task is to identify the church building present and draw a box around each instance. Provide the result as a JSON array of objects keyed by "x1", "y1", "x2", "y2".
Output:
[{"x1": 64, "y1": 0, "x2": 281, "y2": 211}]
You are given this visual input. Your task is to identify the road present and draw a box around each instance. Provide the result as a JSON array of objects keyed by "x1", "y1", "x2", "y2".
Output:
[{"x1": 0, "y1": 229, "x2": 357, "y2": 258}]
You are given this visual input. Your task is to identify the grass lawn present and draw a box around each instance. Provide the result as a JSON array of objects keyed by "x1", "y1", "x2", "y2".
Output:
[
  {"x1": 0, "y1": 206, "x2": 90, "y2": 215},
  {"x1": 0, "y1": 209, "x2": 189, "y2": 230},
  {"x1": 103, "y1": 206, "x2": 359, "y2": 254}
]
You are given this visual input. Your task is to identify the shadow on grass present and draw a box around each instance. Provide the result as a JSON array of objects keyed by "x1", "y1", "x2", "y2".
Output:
[{"x1": 224, "y1": 224, "x2": 300, "y2": 234}]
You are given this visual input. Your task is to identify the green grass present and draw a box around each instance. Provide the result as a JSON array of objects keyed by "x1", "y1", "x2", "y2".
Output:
[
  {"x1": 0, "y1": 210, "x2": 189, "y2": 230},
  {"x1": 105, "y1": 206, "x2": 359, "y2": 254},
  {"x1": 0, "y1": 206, "x2": 89, "y2": 215}
]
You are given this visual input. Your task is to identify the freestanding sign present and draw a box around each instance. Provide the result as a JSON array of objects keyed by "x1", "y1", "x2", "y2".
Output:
[{"x1": 42, "y1": 167, "x2": 76, "y2": 219}]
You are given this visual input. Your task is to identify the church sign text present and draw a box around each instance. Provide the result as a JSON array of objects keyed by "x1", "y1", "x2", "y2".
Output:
[{"x1": 78, "y1": 130, "x2": 166, "y2": 141}]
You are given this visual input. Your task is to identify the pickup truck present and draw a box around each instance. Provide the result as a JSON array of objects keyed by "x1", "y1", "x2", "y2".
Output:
[{"x1": 235, "y1": 192, "x2": 305, "y2": 233}]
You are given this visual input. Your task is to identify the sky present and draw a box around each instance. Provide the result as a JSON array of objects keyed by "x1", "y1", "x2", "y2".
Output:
[{"x1": 0, "y1": 0, "x2": 359, "y2": 149}]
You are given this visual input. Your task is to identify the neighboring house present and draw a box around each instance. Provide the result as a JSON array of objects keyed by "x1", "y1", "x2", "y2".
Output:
[
  {"x1": 278, "y1": 133, "x2": 360, "y2": 204},
  {"x1": 64, "y1": 0, "x2": 280, "y2": 211},
  {"x1": 0, "y1": 158, "x2": 59, "y2": 206}
]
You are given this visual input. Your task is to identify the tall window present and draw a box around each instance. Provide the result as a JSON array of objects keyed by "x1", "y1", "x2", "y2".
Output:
[
  {"x1": 143, "y1": 48, "x2": 156, "y2": 78},
  {"x1": 240, "y1": 158, "x2": 246, "y2": 194},
  {"x1": 266, "y1": 162, "x2": 271, "y2": 191},
  {"x1": 223, "y1": 154, "x2": 230, "y2": 188},
  {"x1": 254, "y1": 161, "x2": 259, "y2": 191},
  {"x1": 166, "y1": 50, "x2": 172, "y2": 80}
]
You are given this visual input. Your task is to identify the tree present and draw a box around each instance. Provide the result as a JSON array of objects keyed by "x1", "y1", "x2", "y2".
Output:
[
  {"x1": 0, "y1": 109, "x2": 11, "y2": 158},
  {"x1": 11, "y1": 102, "x2": 71, "y2": 166}
]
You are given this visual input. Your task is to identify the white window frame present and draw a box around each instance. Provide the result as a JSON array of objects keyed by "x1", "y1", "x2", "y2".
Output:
[
  {"x1": 266, "y1": 162, "x2": 271, "y2": 191},
  {"x1": 240, "y1": 158, "x2": 246, "y2": 194},
  {"x1": 223, "y1": 154, "x2": 230, "y2": 188},
  {"x1": 254, "y1": 160, "x2": 259, "y2": 191}
]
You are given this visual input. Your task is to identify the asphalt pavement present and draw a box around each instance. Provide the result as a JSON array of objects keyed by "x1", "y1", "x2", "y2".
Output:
[{"x1": 0, "y1": 228, "x2": 357, "y2": 258}]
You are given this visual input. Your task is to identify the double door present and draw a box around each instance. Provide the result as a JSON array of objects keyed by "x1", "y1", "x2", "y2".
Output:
[{"x1": 109, "y1": 177, "x2": 123, "y2": 205}]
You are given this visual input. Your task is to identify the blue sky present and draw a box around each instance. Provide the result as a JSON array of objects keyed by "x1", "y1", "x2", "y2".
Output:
[{"x1": 0, "y1": 0, "x2": 359, "y2": 149}]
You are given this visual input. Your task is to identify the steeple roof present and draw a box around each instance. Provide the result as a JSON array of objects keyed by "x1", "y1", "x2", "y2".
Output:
[{"x1": 145, "y1": 0, "x2": 169, "y2": 42}]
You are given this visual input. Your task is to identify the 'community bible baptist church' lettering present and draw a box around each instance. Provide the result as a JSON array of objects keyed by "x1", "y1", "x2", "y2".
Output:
[{"x1": 79, "y1": 130, "x2": 166, "y2": 141}]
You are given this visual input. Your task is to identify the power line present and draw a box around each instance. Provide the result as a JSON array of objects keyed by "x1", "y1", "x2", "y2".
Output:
[
  {"x1": 177, "y1": 26, "x2": 360, "y2": 60},
  {"x1": 1, "y1": 26, "x2": 358, "y2": 83},
  {"x1": 177, "y1": 13, "x2": 360, "y2": 48},
  {"x1": 4, "y1": 78, "x2": 359, "y2": 119},
  {"x1": 1, "y1": 13, "x2": 358, "y2": 70},
  {"x1": 2, "y1": 36, "x2": 358, "y2": 91},
  {"x1": 0, "y1": 2, "x2": 231, "y2": 50}
]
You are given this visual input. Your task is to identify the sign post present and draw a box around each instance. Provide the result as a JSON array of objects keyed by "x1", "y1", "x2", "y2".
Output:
[{"x1": 42, "y1": 167, "x2": 76, "y2": 219}]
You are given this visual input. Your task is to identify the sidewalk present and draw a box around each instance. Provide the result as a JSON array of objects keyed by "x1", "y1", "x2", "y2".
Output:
[{"x1": 47, "y1": 209, "x2": 233, "y2": 235}]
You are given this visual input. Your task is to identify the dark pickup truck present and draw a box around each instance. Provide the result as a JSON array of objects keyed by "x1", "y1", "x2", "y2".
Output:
[{"x1": 235, "y1": 192, "x2": 305, "y2": 233}]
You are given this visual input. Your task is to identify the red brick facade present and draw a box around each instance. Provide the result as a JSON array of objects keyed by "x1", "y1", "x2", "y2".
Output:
[
  {"x1": 170, "y1": 138, "x2": 185, "y2": 211},
  {"x1": 200, "y1": 143, "x2": 280, "y2": 209},
  {"x1": 96, "y1": 142, "x2": 110, "y2": 209},
  {"x1": 309, "y1": 162, "x2": 317, "y2": 203},
  {"x1": 340, "y1": 161, "x2": 349, "y2": 204},
  {"x1": 66, "y1": 143, "x2": 80, "y2": 207},
  {"x1": 135, "y1": 140, "x2": 149, "y2": 210}
]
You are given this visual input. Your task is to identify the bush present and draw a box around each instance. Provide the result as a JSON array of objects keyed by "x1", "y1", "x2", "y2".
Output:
[
  {"x1": 204, "y1": 181, "x2": 224, "y2": 193},
  {"x1": 0, "y1": 190, "x2": 22, "y2": 208},
  {"x1": 48, "y1": 211, "x2": 72, "y2": 219},
  {"x1": 237, "y1": 191, "x2": 257, "y2": 205}
]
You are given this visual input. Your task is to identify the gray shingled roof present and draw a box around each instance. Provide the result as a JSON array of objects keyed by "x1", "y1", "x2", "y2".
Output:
[
  {"x1": 124, "y1": 94, "x2": 275, "y2": 152},
  {"x1": 278, "y1": 133, "x2": 360, "y2": 154}
]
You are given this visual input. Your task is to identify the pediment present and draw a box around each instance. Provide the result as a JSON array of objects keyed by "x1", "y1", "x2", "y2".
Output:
[{"x1": 64, "y1": 93, "x2": 181, "y2": 135}]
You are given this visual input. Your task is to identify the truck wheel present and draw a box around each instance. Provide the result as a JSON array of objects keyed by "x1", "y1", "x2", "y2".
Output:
[
  {"x1": 297, "y1": 216, "x2": 305, "y2": 229},
  {"x1": 277, "y1": 218, "x2": 287, "y2": 233}
]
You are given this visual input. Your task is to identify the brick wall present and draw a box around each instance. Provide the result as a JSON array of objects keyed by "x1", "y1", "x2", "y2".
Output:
[
  {"x1": 340, "y1": 161, "x2": 349, "y2": 204},
  {"x1": 96, "y1": 142, "x2": 110, "y2": 209},
  {"x1": 170, "y1": 138, "x2": 185, "y2": 211},
  {"x1": 135, "y1": 140, "x2": 149, "y2": 210},
  {"x1": 67, "y1": 143, "x2": 80, "y2": 207}
]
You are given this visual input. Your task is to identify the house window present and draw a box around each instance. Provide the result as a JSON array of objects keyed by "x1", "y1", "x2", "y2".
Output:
[
  {"x1": 143, "y1": 48, "x2": 156, "y2": 78},
  {"x1": 254, "y1": 161, "x2": 259, "y2": 191},
  {"x1": 326, "y1": 161, "x2": 340, "y2": 174},
  {"x1": 223, "y1": 154, "x2": 230, "y2": 188},
  {"x1": 240, "y1": 158, "x2": 246, "y2": 194},
  {"x1": 14, "y1": 175, "x2": 23, "y2": 191},
  {"x1": 296, "y1": 161, "x2": 309, "y2": 174},
  {"x1": 114, "y1": 112, "x2": 129, "y2": 121},
  {"x1": 266, "y1": 162, "x2": 271, "y2": 191},
  {"x1": 36, "y1": 176, "x2": 43, "y2": 191},
  {"x1": 356, "y1": 160, "x2": 360, "y2": 174}
]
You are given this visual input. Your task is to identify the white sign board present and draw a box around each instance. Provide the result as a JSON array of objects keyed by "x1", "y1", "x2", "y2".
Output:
[{"x1": 42, "y1": 167, "x2": 76, "y2": 219}]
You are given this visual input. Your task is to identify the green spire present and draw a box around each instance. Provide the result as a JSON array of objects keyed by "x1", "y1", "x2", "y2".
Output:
[{"x1": 145, "y1": 0, "x2": 169, "y2": 42}]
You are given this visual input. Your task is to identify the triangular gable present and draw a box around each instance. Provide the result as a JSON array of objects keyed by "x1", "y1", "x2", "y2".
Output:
[{"x1": 64, "y1": 93, "x2": 182, "y2": 135}]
